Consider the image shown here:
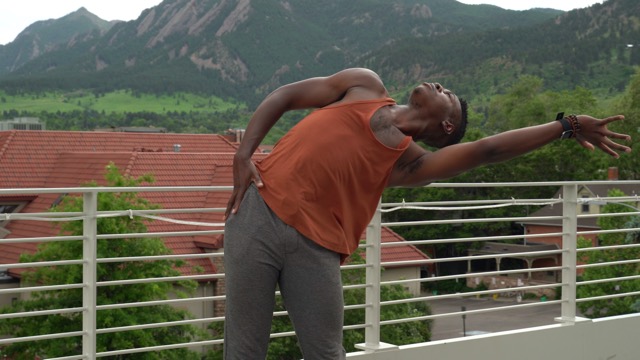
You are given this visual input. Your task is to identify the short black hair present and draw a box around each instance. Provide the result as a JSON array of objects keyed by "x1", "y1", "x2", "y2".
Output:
[{"x1": 443, "y1": 98, "x2": 468, "y2": 147}]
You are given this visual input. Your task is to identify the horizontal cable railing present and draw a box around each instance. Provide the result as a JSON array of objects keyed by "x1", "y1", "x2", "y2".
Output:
[{"x1": 0, "y1": 182, "x2": 638, "y2": 359}]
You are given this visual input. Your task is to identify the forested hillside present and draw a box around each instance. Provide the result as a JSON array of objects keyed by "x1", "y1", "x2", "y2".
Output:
[
  {"x1": 0, "y1": 0, "x2": 637, "y2": 109},
  {"x1": 0, "y1": 0, "x2": 569, "y2": 104},
  {"x1": 366, "y1": 0, "x2": 640, "y2": 103}
]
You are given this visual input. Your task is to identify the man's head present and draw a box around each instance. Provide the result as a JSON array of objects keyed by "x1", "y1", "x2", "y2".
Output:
[
  {"x1": 407, "y1": 82, "x2": 468, "y2": 149},
  {"x1": 442, "y1": 98, "x2": 468, "y2": 147}
]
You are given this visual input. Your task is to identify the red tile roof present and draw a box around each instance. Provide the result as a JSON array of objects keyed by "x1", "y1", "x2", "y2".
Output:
[
  {"x1": 2, "y1": 154, "x2": 220, "y2": 276},
  {"x1": 3, "y1": 152, "x2": 253, "y2": 278},
  {"x1": 352, "y1": 227, "x2": 431, "y2": 267},
  {"x1": 0, "y1": 130, "x2": 429, "y2": 278},
  {"x1": 0, "y1": 130, "x2": 238, "y2": 188},
  {"x1": 0, "y1": 130, "x2": 239, "y2": 278}
]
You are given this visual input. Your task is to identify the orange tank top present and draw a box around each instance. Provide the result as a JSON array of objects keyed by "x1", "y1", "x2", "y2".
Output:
[{"x1": 256, "y1": 98, "x2": 411, "y2": 258}]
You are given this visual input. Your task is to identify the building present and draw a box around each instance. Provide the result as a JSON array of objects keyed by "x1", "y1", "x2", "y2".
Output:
[
  {"x1": 0, "y1": 117, "x2": 45, "y2": 131},
  {"x1": 519, "y1": 167, "x2": 639, "y2": 257},
  {"x1": 468, "y1": 167, "x2": 640, "y2": 296},
  {"x1": 378, "y1": 227, "x2": 432, "y2": 296}
]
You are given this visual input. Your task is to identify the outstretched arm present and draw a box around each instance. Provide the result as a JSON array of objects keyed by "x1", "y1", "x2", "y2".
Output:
[
  {"x1": 389, "y1": 114, "x2": 631, "y2": 187},
  {"x1": 225, "y1": 68, "x2": 388, "y2": 218}
]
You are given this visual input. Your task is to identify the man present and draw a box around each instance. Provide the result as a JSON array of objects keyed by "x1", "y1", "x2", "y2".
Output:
[{"x1": 223, "y1": 67, "x2": 631, "y2": 359}]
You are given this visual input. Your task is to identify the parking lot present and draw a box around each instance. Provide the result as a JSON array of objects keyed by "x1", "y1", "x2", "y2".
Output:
[{"x1": 427, "y1": 296, "x2": 562, "y2": 340}]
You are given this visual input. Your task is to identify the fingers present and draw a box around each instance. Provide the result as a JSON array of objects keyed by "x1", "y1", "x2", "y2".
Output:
[
  {"x1": 597, "y1": 143, "x2": 619, "y2": 158},
  {"x1": 575, "y1": 136, "x2": 630, "y2": 159},
  {"x1": 603, "y1": 138, "x2": 632, "y2": 156},
  {"x1": 224, "y1": 179, "x2": 262, "y2": 220},
  {"x1": 224, "y1": 188, "x2": 245, "y2": 220},
  {"x1": 594, "y1": 137, "x2": 631, "y2": 158},
  {"x1": 601, "y1": 115, "x2": 632, "y2": 141},
  {"x1": 575, "y1": 114, "x2": 632, "y2": 158},
  {"x1": 224, "y1": 191, "x2": 238, "y2": 220},
  {"x1": 225, "y1": 158, "x2": 262, "y2": 220},
  {"x1": 601, "y1": 114, "x2": 625, "y2": 124},
  {"x1": 607, "y1": 131, "x2": 632, "y2": 141},
  {"x1": 254, "y1": 173, "x2": 264, "y2": 188},
  {"x1": 231, "y1": 192, "x2": 243, "y2": 215},
  {"x1": 575, "y1": 135, "x2": 595, "y2": 151}
]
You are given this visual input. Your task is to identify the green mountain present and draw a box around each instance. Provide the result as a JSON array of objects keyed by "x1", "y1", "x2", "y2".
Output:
[
  {"x1": 1, "y1": 0, "x2": 638, "y2": 107},
  {"x1": 366, "y1": 0, "x2": 640, "y2": 100},
  {"x1": 0, "y1": 7, "x2": 116, "y2": 73},
  {"x1": 0, "y1": 0, "x2": 561, "y2": 100}
]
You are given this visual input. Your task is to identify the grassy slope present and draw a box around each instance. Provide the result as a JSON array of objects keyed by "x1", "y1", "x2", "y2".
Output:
[{"x1": 0, "y1": 90, "x2": 243, "y2": 114}]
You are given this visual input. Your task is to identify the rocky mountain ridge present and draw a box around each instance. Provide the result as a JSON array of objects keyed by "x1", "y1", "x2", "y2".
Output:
[{"x1": 1, "y1": 0, "x2": 637, "y2": 106}]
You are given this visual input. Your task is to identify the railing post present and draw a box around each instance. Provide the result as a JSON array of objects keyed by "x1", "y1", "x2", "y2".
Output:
[
  {"x1": 83, "y1": 191, "x2": 98, "y2": 359},
  {"x1": 355, "y1": 199, "x2": 397, "y2": 353},
  {"x1": 559, "y1": 184, "x2": 578, "y2": 323}
]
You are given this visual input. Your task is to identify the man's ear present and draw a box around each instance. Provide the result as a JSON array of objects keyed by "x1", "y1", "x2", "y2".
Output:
[{"x1": 442, "y1": 120, "x2": 455, "y2": 135}]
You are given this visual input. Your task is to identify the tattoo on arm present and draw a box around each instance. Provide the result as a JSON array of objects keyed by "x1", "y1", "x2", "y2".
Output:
[{"x1": 405, "y1": 155, "x2": 424, "y2": 175}]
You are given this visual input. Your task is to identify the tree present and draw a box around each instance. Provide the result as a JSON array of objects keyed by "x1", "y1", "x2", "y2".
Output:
[
  {"x1": 486, "y1": 75, "x2": 546, "y2": 133},
  {"x1": 577, "y1": 189, "x2": 640, "y2": 318},
  {"x1": 610, "y1": 67, "x2": 640, "y2": 179},
  {"x1": 0, "y1": 164, "x2": 205, "y2": 359}
]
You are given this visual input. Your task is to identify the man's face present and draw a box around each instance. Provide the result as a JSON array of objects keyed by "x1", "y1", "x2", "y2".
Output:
[{"x1": 409, "y1": 82, "x2": 462, "y2": 147}]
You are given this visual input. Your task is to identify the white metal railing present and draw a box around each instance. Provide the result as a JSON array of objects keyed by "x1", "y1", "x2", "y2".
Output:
[{"x1": 0, "y1": 181, "x2": 638, "y2": 359}]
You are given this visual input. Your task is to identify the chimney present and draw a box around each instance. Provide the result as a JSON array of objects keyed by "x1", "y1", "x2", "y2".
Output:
[
  {"x1": 173, "y1": 144, "x2": 181, "y2": 153},
  {"x1": 608, "y1": 167, "x2": 619, "y2": 180},
  {"x1": 236, "y1": 129, "x2": 245, "y2": 143}
]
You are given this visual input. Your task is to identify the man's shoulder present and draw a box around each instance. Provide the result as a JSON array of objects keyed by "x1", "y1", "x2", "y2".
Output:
[
  {"x1": 333, "y1": 68, "x2": 388, "y2": 102},
  {"x1": 348, "y1": 68, "x2": 385, "y2": 87},
  {"x1": 341, "y1": 67, "x2": 380, "y2": 77}
]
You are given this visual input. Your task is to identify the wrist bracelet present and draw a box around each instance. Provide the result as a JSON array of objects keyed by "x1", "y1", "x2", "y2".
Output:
[
  {"x1": 566, "y1": 114, "x2": 580, "y2": 135},
  {"x1": 556, "y1": 112, "x2": 574, "y2": 139},
  {"x1": 556, "y1": 112, "x2": 573, "y2": 139}
]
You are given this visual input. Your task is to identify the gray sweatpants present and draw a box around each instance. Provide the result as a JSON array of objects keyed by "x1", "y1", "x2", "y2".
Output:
[{"x1": 223, "y1": 185, "x2": 347, "y2": 360}]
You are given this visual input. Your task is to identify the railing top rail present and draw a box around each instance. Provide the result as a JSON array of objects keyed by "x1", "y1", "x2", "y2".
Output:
[
  {"x1": 1, "y1": 180, "x2": 640, "y2": 196},
  {"x1": 422, "y1": 180, "x2": 640, "y2": 187},
  {"x1": 0, "y1": 185, "x2": 234, "y2": 195}
]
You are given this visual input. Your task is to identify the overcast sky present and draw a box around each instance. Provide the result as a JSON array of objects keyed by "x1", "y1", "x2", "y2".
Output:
[
  {"x1": 456, "y1": 0, "x2": 605, "y2": 11},
  {"x1": 0, "y1": 0, "x2": 607, "y2": 45}
]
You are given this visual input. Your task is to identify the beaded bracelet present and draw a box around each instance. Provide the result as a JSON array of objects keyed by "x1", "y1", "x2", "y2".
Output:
[{"x1": 566, "y1": 114, "x2": 580, "y2": 135}]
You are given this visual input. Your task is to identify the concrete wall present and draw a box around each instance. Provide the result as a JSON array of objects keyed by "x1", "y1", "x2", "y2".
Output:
[
  {"x1": 348, "y1": 313, "x2": 640, "y2": 360},
  {"x1": 170, "y1": 282, "x2": 216, "y2": 328},
  {"x1": 467, "y1": 275, "x2": 558, "y2": 299},
  {"x1": 0, "y1": 280, "x2": 20, "y2": 308},
  {"x1": 382, "y1": 267, "x2": 421, "y2": 296}
]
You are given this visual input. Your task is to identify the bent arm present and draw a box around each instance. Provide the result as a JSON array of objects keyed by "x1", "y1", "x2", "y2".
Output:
[
  {"x1": 235, "y1": 67, "x2": 386, "y2": 158},
  {"x1": 389, "y1": 115, "x2": 631, "y2": 187}
]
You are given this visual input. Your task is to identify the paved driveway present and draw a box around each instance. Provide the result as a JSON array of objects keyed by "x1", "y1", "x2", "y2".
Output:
[{"x1": 427, "y1": 296, "x2": 563, "y2": 341}]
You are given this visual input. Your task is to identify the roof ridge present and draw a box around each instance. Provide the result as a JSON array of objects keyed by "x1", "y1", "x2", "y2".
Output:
[
  {"x1": 195, "y1": 164, "x2": 221, "y2": 224},
  {"x1": 125, "y1": 151, "x2": 139, "y2": 177},
  {"x1": 0, "y1": 130, "x2": 17, "y2": 162},
  {"x1": 218, "y1": 134, "x2": 239, "y2": 149}
]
